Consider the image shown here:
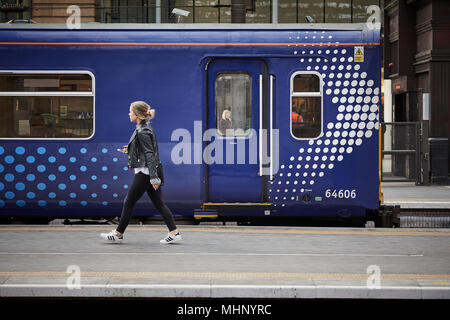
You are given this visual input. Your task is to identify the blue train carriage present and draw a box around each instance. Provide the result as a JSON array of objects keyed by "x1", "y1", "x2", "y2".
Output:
[{"x1": 0, "y1": 23, "x2": 382, "y2": 224}]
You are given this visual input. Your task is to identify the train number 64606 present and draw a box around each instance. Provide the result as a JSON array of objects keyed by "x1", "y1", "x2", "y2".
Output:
[{"x1": 325, "y1": 189, "x2": 357, "y2": 199}]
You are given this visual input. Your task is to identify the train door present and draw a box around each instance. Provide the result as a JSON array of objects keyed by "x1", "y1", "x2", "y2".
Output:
[{"x1": 205, "y1": 58, "x2": 269, "y2": 204}]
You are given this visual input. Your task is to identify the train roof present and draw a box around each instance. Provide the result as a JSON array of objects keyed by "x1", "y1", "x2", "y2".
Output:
[
  {"x1": 0, "y1": 23, "x2": 381, "y2": 47},
  {"x1": 0, "y1": 23, "x2": 377, "y2": 31}
]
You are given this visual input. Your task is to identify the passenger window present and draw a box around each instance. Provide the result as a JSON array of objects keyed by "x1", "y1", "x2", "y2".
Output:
[
  {"x1": 215, "y1": 72, "x2": 252, "y2": 136},
  {"x1": 0, "y1": 73, "x2": 94, "y2": 139},
  {"x1": 291, "y1": 73, "x2": 322, "y2": 139}
]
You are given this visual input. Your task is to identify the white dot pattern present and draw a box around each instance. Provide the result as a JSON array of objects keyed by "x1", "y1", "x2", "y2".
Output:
[{"x1": 269, "y1": 40, "x2": 379, "y2": 208}]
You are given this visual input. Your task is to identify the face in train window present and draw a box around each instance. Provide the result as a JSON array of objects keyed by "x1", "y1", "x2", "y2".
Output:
[
  {"x1": 291, "y1": 74, "x2": 322, "y2": 139},
  {"x1": 215, "y1": 73, "x2": 252, "y2": 136},
  {"x1": 0, "y1": 73, "x2": 94, "y2": 139}
]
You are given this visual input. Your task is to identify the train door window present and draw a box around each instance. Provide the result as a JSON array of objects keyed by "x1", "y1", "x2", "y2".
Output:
[
  {"x1": 215, "y1": 72, "x2": 252, "y2": 136},
  {"x1": 291, "y1": 72, "x2": 322, "y2": 139},
  {"x1": 0, "y1": 72, "x2": 94, "y2": 139}
]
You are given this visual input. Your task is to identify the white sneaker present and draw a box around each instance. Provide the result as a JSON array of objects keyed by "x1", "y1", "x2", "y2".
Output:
[
  {"x1": 160, "y1": 232, "x2": 181, "y2": 244},
  {"x1": 100, "y1": 230, "x2": 123, "y2": 243}
]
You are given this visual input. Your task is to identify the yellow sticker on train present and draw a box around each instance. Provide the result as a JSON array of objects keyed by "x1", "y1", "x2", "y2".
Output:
[{"x1": 354, "y1": 46, "x2": 364, "y2": 62}]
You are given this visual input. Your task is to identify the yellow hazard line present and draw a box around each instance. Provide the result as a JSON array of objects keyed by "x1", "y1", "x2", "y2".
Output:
[
  {"x1": 0, "y1": 226, "x2": 449, "y2": 237},
  {"x1": 0, "y1": 271, "x2": 449, "y2": 280}
]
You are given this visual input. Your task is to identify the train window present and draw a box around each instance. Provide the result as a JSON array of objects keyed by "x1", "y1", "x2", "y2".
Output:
[
  {"x1": 291, "y1": 73, "x2": 322, "y2": 139},
  {"x1": 0, "y1": 72, "x2": 94, "y2": 139},
  {"x1": 215, "y1": 72, "x2": 252, "y2": 137},
  {"x1": 293, "y1": 74, "x2": 320, "y2": 92},
  {"x1": 0, "y1": 74, "x2": 92, "y2": 92}
]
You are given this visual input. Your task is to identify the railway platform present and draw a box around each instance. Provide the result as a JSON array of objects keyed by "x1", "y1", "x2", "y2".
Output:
[
  {"x1": 381, "y1": 182, "x2": 450, "y2": 227},
  {"x1": 0, "y1": 225, "x2": 449, "y2": 300},
  {"x1": 381, "y1": 182, "x2": 450, "y2": 209}
]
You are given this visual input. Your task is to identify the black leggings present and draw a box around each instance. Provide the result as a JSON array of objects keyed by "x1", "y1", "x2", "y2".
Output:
[{"x1": 117, "y1": 172, "x2": 177, "y2": 234}]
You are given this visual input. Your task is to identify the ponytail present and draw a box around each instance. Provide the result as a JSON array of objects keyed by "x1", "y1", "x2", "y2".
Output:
[
  {"x1": 147, "y1": 108, "x2": 155, "y2": 119},
  {"x1": 130, "y1": 101, "x2": 155, "y2": 120}
]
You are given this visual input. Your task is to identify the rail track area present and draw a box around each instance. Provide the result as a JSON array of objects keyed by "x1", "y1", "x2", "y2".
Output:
[{"x1": 381, "y1": 182, "x2": 450, "y2": 227}]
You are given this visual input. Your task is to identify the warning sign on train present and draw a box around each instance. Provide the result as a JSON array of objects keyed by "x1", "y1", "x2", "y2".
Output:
[{"x1": 354, "y1": 46, "x2": 364, "y2": 62}]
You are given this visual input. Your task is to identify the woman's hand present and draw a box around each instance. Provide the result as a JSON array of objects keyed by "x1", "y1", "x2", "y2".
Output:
[
  {"x1": 121, "y1": 145, "x2": 128, "y2": 154},
  {"x1": 152, "y1": 184, "x2": 160, "y2": 190}
]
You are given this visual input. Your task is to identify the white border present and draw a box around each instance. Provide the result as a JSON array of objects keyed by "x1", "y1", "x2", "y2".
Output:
[
  {"x1": 0, "y1": 70, "x2": 95, "y2": 140},
  {"x1": 289, "y1": 71, "x2": 323, "y2": 141}
]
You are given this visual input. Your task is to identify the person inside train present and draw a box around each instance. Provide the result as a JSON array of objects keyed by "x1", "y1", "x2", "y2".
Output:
[
  {"x1": 218, "y1": 109, "x2": 232, "y2": 135},
  {"x1": 291, "y1": 104, "x2": 304, "y2": 129},
  {"x1": 101, "y1": 101, "x2": 181, "y2": 244}
]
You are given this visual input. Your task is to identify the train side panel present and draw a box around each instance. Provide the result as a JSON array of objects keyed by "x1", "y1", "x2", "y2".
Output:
[
  {"x1": 266, "y1": 42, "x2": 381, "y2": 217},
  {"x1": 0, "y1": 26, "x2": 381, "y2": 218}
]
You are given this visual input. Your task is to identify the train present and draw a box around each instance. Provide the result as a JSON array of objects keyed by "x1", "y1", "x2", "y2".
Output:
[{"x1": 0, "y1": 23, "x2": 385, "y2": 225}]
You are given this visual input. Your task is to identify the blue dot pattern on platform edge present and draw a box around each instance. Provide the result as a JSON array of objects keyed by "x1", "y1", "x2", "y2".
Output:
[{"x1": 0, "y1": 144, "x2": 128, "y2": 207}]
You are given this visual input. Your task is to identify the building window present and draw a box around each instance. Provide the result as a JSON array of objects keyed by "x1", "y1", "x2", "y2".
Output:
[
  {"x1": 291, "y1": 72, "x2": 322, "y2": 139},
  {"x1": 325, "y1": 0, "x2": 351, "y2": 23},
  {"x1": 296, "y1": 0, "x2": 324, "y2": 23},
  {"x1": 353, "y1": 0, "x2": 381, "y2": 23},
  {"x1": 215, "y1": 72, "x2": 252, "y2": 136},
  {"x1": 0, "y1": 72, "x2": 94, "y2": 139},
  {"x1": 0, "y1": 0, "x2": 32, "y2": 23},
  {"x1": 6, "y1": 0, "x2": 383, "y2": 24}
]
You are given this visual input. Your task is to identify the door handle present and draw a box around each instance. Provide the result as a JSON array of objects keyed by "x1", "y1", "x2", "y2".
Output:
[
  {"x1": 259, "y1": 74, "x2": 263, "y2": 176},
  {"x1": 270, "y1": 74, "x2": 274, "y2": 181}
]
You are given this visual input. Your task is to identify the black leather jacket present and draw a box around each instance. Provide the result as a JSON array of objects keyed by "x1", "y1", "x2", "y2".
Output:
[{"x1": 127, "y1": 118, "x2": 163, "y2": 185}]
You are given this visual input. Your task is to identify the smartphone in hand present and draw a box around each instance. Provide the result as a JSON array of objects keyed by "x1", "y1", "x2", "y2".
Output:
[{"x1": 117, "y1": 145, "x2": 128, "y2": 154}]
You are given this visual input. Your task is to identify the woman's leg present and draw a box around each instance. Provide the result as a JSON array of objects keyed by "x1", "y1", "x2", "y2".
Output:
[
  {"x1": 146, "y1": 186, "x2": 177, "y2": 232},
  {"x1": 116, "y1": 172, "x2": 149, "y2": 234}
]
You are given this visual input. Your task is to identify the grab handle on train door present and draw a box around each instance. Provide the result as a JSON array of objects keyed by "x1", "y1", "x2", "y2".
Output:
[
  {"x1": 269, "y1": 74, "x2": 274, "y2": 181},
  {"x1": 258, "y1": 74, "x2": 263, "y2": 177}
]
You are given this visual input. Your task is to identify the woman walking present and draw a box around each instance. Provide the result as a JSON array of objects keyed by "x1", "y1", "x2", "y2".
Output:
[{"x1": 101, "y1": 101, "x2": 181, "y2": 244}]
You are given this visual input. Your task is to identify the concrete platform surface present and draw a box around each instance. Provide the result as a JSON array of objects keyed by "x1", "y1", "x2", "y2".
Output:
[
  {"x1": 381, "y1": 182, "x2": 450, "y2": 209},
  {"x1": 0, "y1": 225, "x2": 449, "y2": 299}
]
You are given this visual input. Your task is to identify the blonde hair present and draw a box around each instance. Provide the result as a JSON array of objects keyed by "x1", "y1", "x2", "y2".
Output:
[
  {"x1": 130, "y1": 101, "x2": 155, "y2": 120},
  {"x1": 222, "y1": 109, "x2": 231, "y2": 120}
]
